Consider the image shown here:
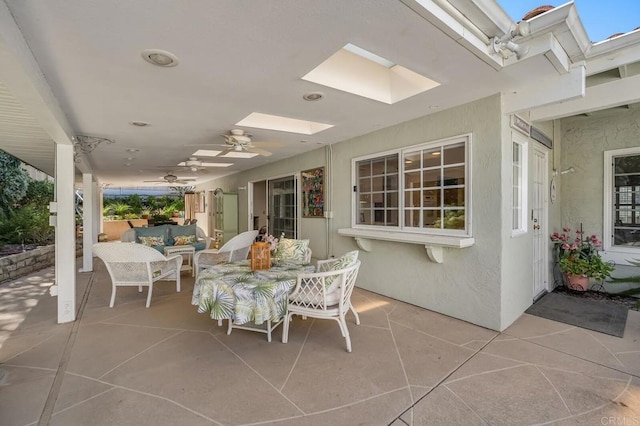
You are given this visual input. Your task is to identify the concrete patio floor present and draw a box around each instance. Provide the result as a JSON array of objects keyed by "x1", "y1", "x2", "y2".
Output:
[{"x1": 1, "y1": 259, "x2": 639, "y2": 425}]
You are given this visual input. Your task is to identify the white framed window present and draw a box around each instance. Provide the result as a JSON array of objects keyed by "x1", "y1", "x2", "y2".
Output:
[
  {"x1": 604, "y1": 148, "x2": 640, "y2": 262},
  {"x1": 353, "y1": 134, "x2": 471, "y2": 237},
  {"x1": 512, "y1": 133, "x2": 528, "y2": 235}
]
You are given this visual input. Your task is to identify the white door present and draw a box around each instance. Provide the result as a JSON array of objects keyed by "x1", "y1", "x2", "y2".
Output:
[{"x1": 532, "y1": 147, "x2": 549, "y2": 299}]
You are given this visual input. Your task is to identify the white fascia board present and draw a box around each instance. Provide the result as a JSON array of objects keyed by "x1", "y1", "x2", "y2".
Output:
[
  {"x1": 466, "y1": 0, "x2": 513, "y2": 33},
  {"x1": 0, "y1": 2, "x2": 75, "y2": 147},
  {"x1": 510, "y1": 33, "x2": 570, "y2": 74},
  {"x1": 586, "y1": 40, "x2": 640, "y2": 76},
  {"x1": 589, "y1": 30, "x2": 640, "y2": 57},
  {"x1": 503, "y1": 63, "x2": 585, "y2": 115},
  {"x1": 522, "y1": 2, "x2": 590, "y2": 61},
  {"x1": 400, "y1": 0, "x2": 503, "y2": 70},
  {"x1": 530, "y1": 72, "x2": 640, "y2": 121}
]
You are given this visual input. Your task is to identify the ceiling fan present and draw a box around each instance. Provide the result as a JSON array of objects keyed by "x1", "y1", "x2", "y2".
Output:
[
  {"x1": 157, "y1": 157, "x2": 212, "y2": 173},
  {"x1": 215, "y1": 129, "x2": 283, "y2": 157},
  {"x1": 143, "y1": 173, "x2": 196, "y2": 185}
]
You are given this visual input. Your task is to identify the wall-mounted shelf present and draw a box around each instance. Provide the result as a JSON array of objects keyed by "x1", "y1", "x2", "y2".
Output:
[{"x1": 337, "y1": 228, "x2": 475, "y2": 263}]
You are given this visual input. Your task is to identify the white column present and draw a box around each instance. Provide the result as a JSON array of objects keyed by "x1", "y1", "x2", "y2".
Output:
[
  {"x1": 55, "y1": 143, "x2": 76, "y2": 323},
  {"x1": 97, "y1": 187, "x2": 104, "y2": 233},
  {"x1": 93, "y1": 182, "x2": 101, "y2": 238},
  {"x1": 81, "y1": 173, "x2": 93, "y2": 272}
]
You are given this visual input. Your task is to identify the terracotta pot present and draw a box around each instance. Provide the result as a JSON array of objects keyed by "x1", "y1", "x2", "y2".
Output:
[{"x1": 564, "y1": 273, "x2": 589, "y2": 291}]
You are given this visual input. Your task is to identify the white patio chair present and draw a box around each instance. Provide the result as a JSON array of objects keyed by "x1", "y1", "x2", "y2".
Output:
[
  {"x1": 93, "y1": 242, "x2": 183, "y2": 308},
  {"x1": 282, "y1": 258, "x2": 361, "y2": 352},
  {"x1": 193, "y1": 230, "x2": 259, "y2": 278},
  {"x1": 303, "y1": 247, "x2": 312, "y2": 263}
]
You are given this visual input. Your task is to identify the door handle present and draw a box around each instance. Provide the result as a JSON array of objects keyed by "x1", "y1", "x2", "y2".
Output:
[{"x1": 533, "y1": 224, "x2": 540, "y2": 230}]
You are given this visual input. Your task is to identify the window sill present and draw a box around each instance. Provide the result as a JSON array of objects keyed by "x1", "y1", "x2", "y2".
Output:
[{"x1": 337, "y1": 228, "x2": 475, "y2": 263}]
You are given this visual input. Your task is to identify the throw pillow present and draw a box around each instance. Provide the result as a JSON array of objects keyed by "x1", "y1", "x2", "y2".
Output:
[
  {"x1": 174, "y1": 235, "x2": 196, "y2": 246},
  {"x1": 325, "y1": 250, "x2": 359, "y2": 287},
  {"x1": 134, "y1": 224, "x2": 170, "y2": 246},
  {"x1": 274, "y1": 237, "x2": 309, "y2": 262},
  {"x1": 138, "y1": 235, "x2": 165, "y2": 247},
  {"x1": 169, "y1": 223, "x2": 197, "y2": 246}
]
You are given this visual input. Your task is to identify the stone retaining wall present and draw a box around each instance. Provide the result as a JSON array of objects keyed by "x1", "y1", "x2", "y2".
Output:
[{"x1": 0, "y1": 245, "x2": 55, "y2": 283}]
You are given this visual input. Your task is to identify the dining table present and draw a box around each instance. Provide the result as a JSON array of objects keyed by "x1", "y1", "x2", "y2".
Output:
[{"x1": 191, "y1": 259, "x2": 315, "y2": 341}]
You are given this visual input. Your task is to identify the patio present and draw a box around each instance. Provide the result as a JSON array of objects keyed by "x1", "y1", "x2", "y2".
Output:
[{"x1": 1, "y1": 261, "x2": 639, "y2": 425}]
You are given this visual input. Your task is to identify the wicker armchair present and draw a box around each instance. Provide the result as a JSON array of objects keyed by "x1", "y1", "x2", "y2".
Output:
[
  {"x1": 282, "y1": 257, "x2": 361, "y2": 352},
  {"x1": 193, "y1": 230, "x2": 258, "y2": 278},
  {"x1": 93, "y1": 242, "x2": 183, "y2": 308}
]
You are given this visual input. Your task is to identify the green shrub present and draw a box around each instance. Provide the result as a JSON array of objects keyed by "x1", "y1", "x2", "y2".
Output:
[{"x1": 0, "y1": 205, "x2": 53, "y2": 245}]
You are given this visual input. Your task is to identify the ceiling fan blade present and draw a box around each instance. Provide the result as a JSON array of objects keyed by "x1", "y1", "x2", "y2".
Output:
[
  {"x1": 247, "y1": 147, "x2": 273, "y2": 157},
  {"x1": 216, "y1": 148, "x2": 236, "y2": 157},
  {"x1": 251, "y1": 141, "x2": 285, "y2": 148}
]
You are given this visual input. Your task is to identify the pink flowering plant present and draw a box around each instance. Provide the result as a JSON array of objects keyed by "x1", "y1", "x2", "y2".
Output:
[
  {"x1": 550, "y1": 227, "x2": 613, "y2": 280},
  {"x1": 263, "y1": 234, "x2": 279, "y2": 252}
]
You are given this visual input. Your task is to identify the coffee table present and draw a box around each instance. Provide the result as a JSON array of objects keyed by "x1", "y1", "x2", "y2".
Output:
[{"x1": 164, "y1": 245, "x2": 196, "y2": 276}]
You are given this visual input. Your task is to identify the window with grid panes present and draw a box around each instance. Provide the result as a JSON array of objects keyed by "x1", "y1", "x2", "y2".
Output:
[
  {"x1": 611, "y1": 153, "x2": 640, "y2": 247},
  {"x1": 354, "y1": 135, "x2": 470, "y2": 235},
  {"x1": 356, "y1": 155, "x2": 399, "y2": 226}
]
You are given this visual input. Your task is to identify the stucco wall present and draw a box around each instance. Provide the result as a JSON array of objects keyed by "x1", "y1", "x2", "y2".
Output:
[
  {"x1": 560, "y1": 107, "x2": 640, "y2": 246},
  {"x1": 197, "y1": 95, "x2": 507, "y2": 330}
]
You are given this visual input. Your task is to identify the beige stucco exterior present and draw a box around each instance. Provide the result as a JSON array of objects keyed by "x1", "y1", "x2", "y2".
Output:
[{"x1": 196, "y1": 95, "x2": 541, "y2": 331}]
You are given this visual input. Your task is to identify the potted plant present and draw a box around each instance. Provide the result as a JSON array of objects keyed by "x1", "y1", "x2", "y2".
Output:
[{"x1": 551, "y1": 227, "x2": 614, "y2": 291}]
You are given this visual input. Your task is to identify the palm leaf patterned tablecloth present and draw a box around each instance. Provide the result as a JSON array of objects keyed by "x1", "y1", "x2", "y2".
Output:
[{"x1": 192, "y1": 260, "x2": 314, "y2": 325}]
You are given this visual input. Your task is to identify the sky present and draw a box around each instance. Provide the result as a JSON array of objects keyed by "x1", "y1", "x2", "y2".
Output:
[{"x1": 498, "y1": 1, "x2": 640, "y2": 42}]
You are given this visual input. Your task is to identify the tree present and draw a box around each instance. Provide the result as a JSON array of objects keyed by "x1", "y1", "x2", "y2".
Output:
[
  {"x1": 19, "y1": 179, "x2": 54, "y2": 208},
  {"x1": 0, "y1": 152, "x2": 29, "y2": 217}
]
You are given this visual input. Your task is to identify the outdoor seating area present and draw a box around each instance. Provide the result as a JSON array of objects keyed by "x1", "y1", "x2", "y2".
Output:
[{"x1": 1, "y1": 260, "x2": 639, "y2": 425}]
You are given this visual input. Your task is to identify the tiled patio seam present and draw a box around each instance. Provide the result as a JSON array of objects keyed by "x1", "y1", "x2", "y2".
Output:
[
  {"x1": 503, "y1": 330, "x2": 640, "y2": 380},
  {"x1": 37, "y1": 267, "x2": 96, "y2": 426},
  {"x1": 388, "y1": 332, "x2": 501, "y2": 425}
]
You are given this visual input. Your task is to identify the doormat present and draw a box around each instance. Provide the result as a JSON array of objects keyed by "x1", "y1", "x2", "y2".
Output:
[{"x1": 526, "y1": 292, "x2": 628, "y2": 337}]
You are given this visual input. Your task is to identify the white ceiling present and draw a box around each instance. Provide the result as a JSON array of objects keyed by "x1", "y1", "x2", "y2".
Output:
[{"x1": 0, "y1": 0, "x2": 639, "y2": 186}]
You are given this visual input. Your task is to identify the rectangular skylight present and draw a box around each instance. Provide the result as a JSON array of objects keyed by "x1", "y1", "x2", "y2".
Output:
[
  {"x1": 343, "y1": 43, "x2": 395, "y2": 68},
  {"x1": 302, "y1": 43, "x2": 440, "y2": 104},
  {"x1": 236, "y1": 112, "x2": 333, "y2": 135},
  {"x1": 178, "y1": 161, "x2": 232, "y2": 167},
  {"x1": 192, "y1": 149, "x2": 223, "y2": 157}
]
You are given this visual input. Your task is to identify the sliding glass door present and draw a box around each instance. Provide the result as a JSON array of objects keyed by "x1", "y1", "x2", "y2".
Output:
[{"x1": 268, "y1": 175, "x2": 298, "y2": 238}]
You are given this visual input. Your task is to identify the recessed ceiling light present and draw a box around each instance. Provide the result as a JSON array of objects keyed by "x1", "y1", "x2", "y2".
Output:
[
  {"x1": 126, "y1": 157, "x2": 135, "y2": 160},
  {"x1": 126, "y1": 148, "x2": 140, "y2": 153},
  {"x1": 124, "y1": 163, "x2": 132, "y2": 166},
  {"x1": 130, "y1": 121, "x2": 149, "y2": 127},
  {"x1": 303, "y1": 92, "x2": 324, "y2": 101},
  {"x1": 429, "y1": 105, "x2": 439, "y2": 109},
  {"x1": 141, "y1": 49, "x2": 179, "y2": 67}
]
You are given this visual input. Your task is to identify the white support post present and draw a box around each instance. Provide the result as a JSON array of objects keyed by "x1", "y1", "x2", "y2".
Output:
[
  {"x1": 81, "y1": 173, "x2": 93, "y2": 272},
  {"x1": 97, "y1": 187, "x2": 104, "y2": 233},
  {"x1": 55, "y1": 143, "x2": 76, "y2": 323}
]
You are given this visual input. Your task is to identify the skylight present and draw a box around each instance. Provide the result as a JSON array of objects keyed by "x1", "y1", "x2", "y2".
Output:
[
  {"x1": 178, "y1": 161, "x2": 232, "y2": 168},
  {"x1": 192, "y1": 149, "x2": 222, "y2": 157},
  {"x1": 302, "y1": 44, "x2": 440, "y2": 104},
  {"x1": 236, "y1": 112, "x2": 333, "y2": 135}
]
